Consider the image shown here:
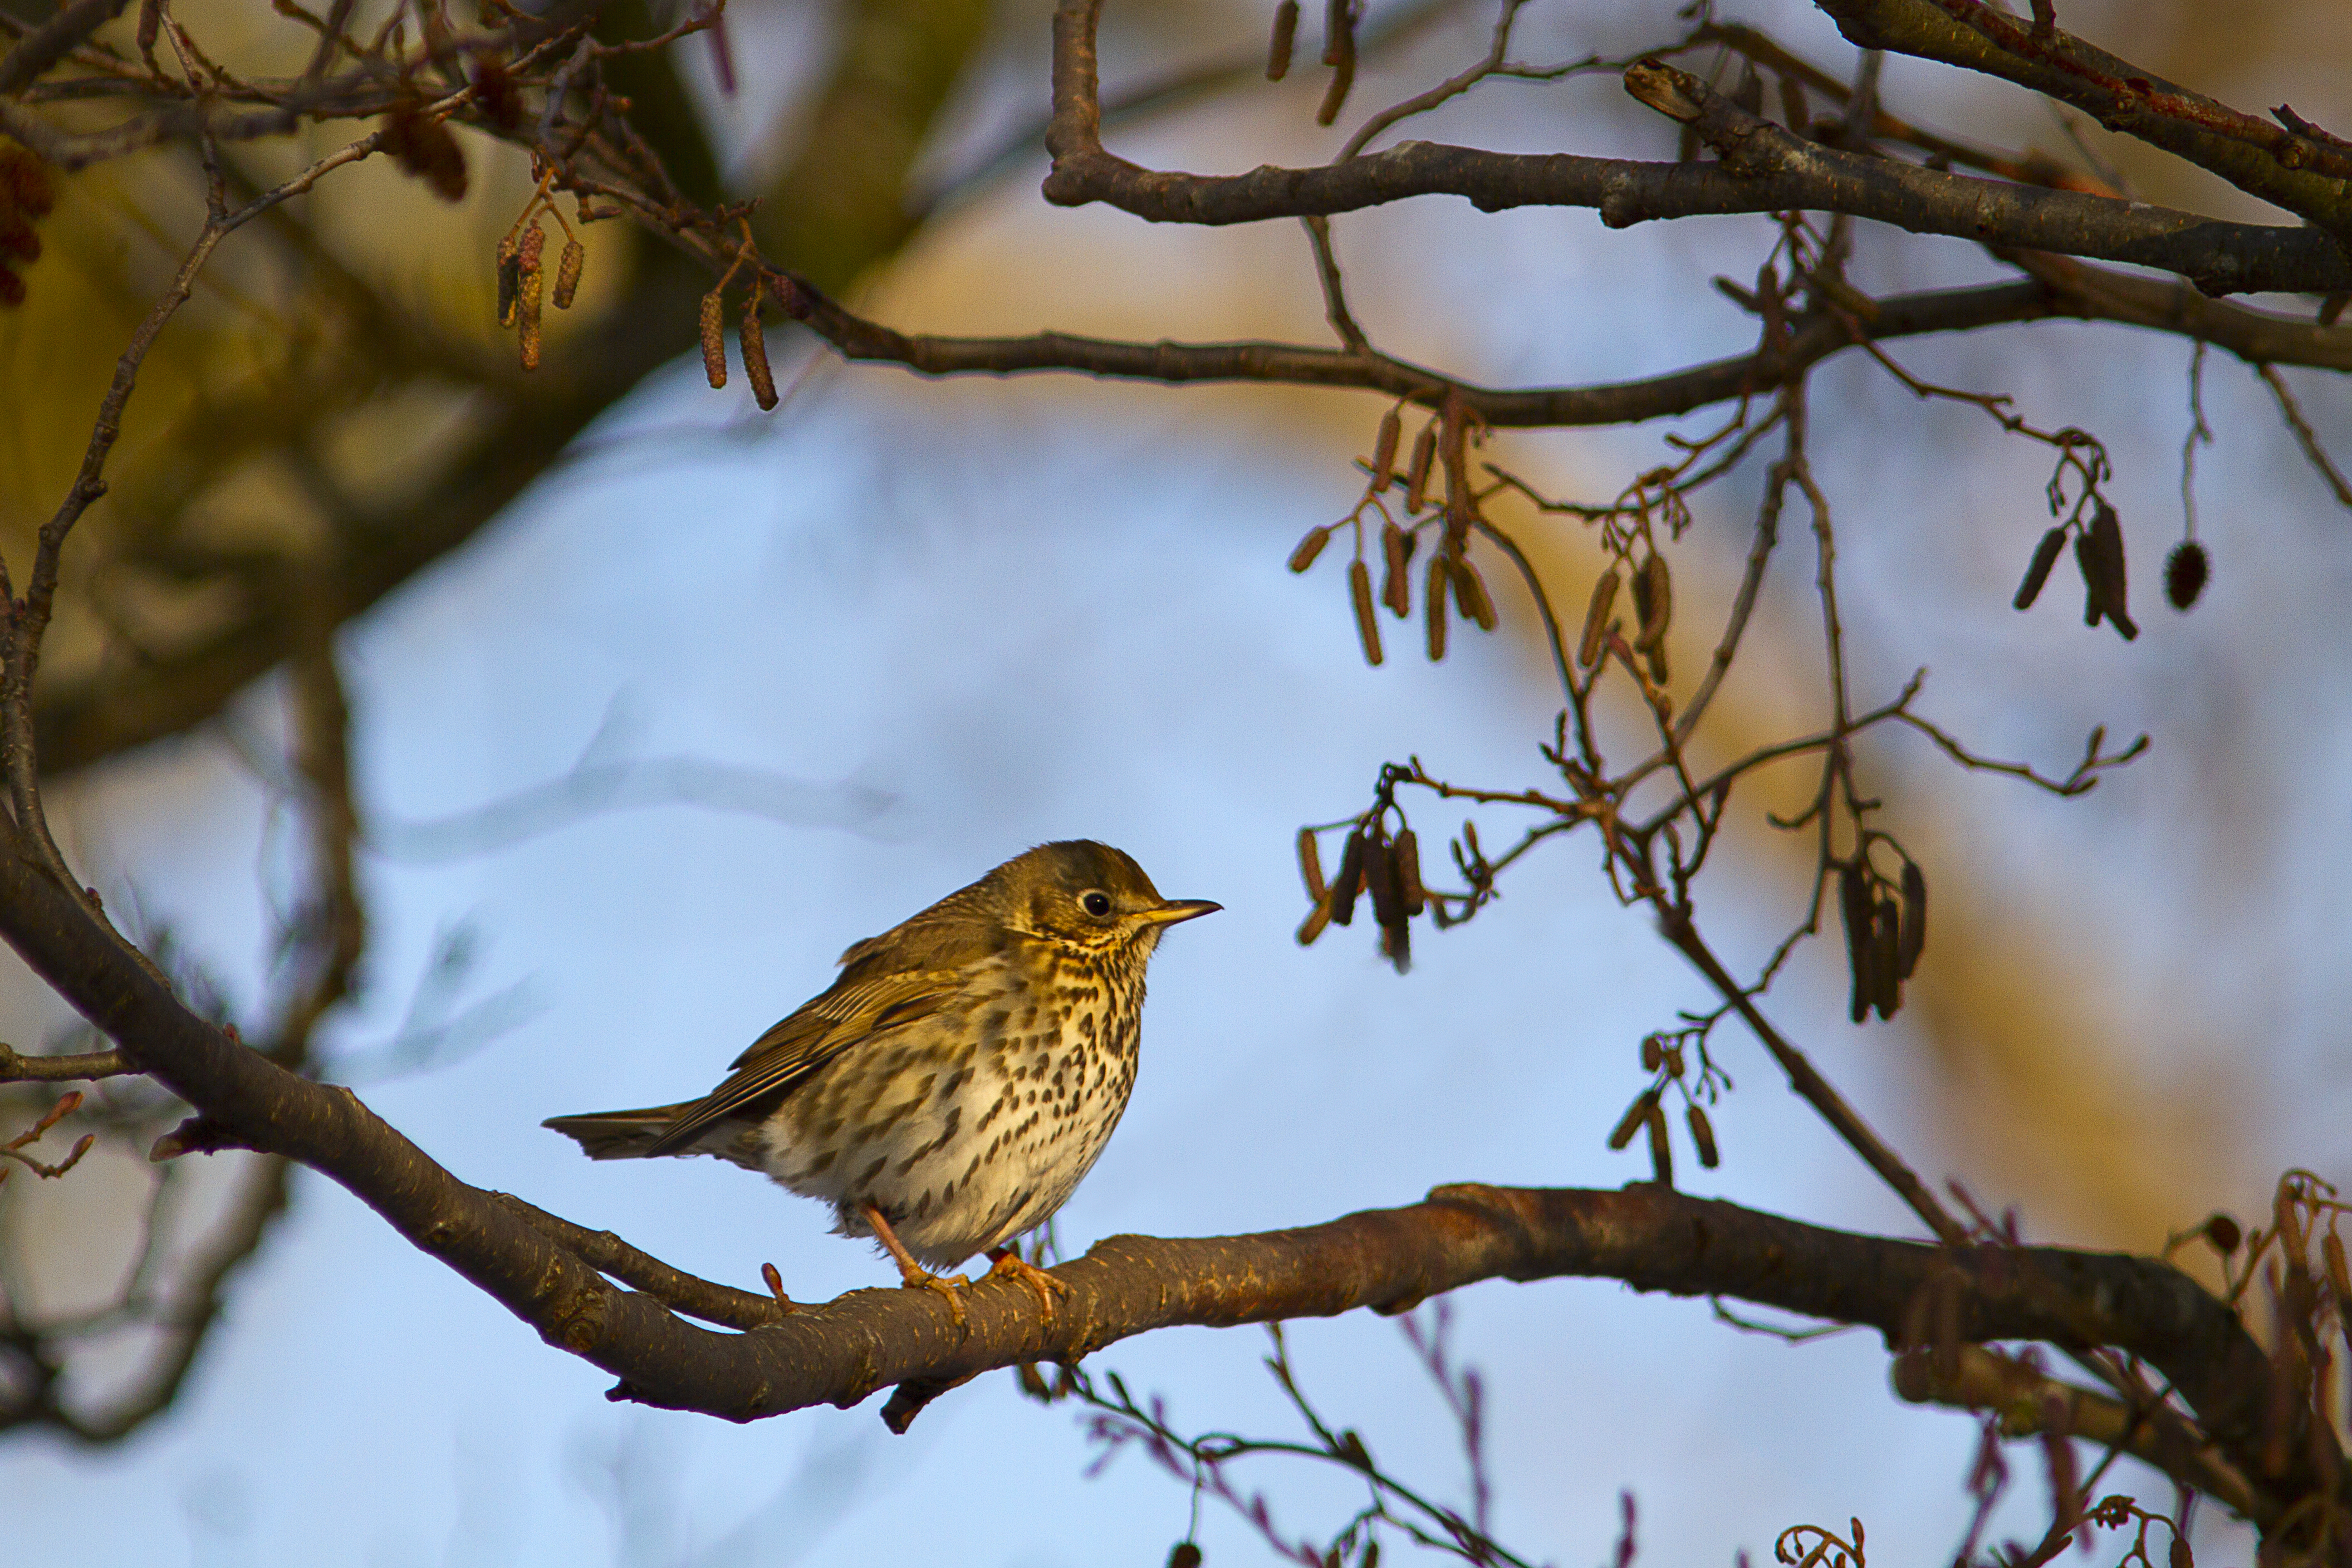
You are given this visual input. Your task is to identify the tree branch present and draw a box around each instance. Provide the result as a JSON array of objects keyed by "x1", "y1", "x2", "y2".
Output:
[
  {"x1": 1038, "y1": 2, "x2": 2350, "y2": 297},
  {"x1": 1813, "y1": 0, "x2": 2352, "y2": 237},
  {"x1": 0, "y1": 825, "x2": 2279, "y2": 1485}
]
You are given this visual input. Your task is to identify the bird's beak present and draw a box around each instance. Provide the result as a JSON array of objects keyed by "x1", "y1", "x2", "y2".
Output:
[{"x1": 1142, "y1": 899, "x2": 1222, "y2": 926}]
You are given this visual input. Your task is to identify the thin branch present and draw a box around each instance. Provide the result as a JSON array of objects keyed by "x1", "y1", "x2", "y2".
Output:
[
  {"x1": 2255, "y1": 362, "x2": 2352, "y2": 509},
  {"x1": 0, "y1": 1043, "x2": 130, "y2": 1082}
]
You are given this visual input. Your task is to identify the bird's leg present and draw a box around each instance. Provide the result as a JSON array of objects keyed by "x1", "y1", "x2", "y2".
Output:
[
  {"x1": 984, "y1": 1246, "x2": 1069, "y2": 1318},
  {"x1": 862, "y1": 1204, "x2": 970, "y2": 1325}
]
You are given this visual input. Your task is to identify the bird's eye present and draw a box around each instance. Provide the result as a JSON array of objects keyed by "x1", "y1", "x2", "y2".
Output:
[{"x1": 1081, "y1": 891, "x2": 1113, "y2": 918}]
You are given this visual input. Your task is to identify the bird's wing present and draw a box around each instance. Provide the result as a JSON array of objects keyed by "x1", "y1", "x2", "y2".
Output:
[{"x1": 641, "y1": 965, "x2": 963, "y2": 1156}]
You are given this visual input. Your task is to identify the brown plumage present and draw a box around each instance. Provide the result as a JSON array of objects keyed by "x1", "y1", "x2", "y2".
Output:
[{"x1": 545, "y1": 841, "x2": 1217, "y2": 1315}]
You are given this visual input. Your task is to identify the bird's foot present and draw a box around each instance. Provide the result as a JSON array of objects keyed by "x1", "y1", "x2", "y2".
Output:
[
  {"x1": 896, "y1": 1261, "x2": 972, "y2": 1325},
  {"x1": 985, "y1": 1248, "x2": 1069, "y2": 1318},
  {"x1": 862, "y1": 1202, "x2": 972, "y2": 1327}
]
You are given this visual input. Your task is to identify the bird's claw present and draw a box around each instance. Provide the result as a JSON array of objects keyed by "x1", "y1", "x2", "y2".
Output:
[
  {"x1": 985, "y1": 1249, "x2": 1069, "y2": 1318},
  {"x1": 896, "y1": 1263, "x2": 972, "y2": 1326}
]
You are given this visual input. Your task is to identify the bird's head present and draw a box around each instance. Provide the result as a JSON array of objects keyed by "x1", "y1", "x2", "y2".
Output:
[{"x1": 999, "y1": 840, "x2": 1220, "y2": 956}]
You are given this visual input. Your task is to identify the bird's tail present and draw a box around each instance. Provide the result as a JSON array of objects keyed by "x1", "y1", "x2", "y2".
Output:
[{"x1": 542, "y1": 1103, "x2": 700, "y2": 1160}]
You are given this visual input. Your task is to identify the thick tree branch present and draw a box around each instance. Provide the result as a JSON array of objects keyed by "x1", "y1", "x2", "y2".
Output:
[
  {"x1": 0, "y1": 823, "x2": 2287, "y2": 1500},
  {"x1": 1038, "y1": 1, "x2": 2351, "y2": 297}
]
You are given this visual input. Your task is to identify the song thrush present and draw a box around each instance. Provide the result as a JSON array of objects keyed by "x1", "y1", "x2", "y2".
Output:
[{"x1": 544, "y1": 841, "x2": 1217, "y2": 1318}]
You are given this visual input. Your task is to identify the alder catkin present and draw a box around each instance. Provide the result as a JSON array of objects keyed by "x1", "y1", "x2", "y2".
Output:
[
  {"x1": 1371, "y1": 407, "x2": 1401, "y2": 483},
  {"x1": 1608, "y1": 1088, "x2": 1660, "y2": 1151},
  {"x1": 1315, "y1": 40, "x2": 1354, "y2": 125},
  {"x1": 1423, "y1": 551, "x2": 1449, "y2": 662},
  {"x1": 1295, "y1": 896, "x2": 1333, "y2": 947},
  {"x1": 1297, "y1": 827, "x2": 1327, "y2": 902},
  {"x1": 495, "y1": 230, "x2": 521, "y2": 328},
  {"x1": 1450, "y1": 554, "x2": 1496, "y2": 631},
  {"x1": 1578, "y1": 568, "x2": 1621, "y2": 667},
  {"x1": 1687, "y1": 1103, "x2": 1719, "y2": 1168},
  {"x1": 1364, "y1": 832, "x2": 1403, "y2": 928},
  {"x1": 2014, "y1": 525, "x2": 2066, "y2": 610},
  {"x1": 1349, "y1": 558, "x2": 1383, "y2": 665},
  {"x1": 1840, "y1": 861, "x2": 1873, "y2": 1024},
  {"x1": 1393, "y1": 827, "x2": 1424, "y2": 916},
  {"x1": 1645, "y1": 1102, "x2": 1674, "y2": 1186},
  {"x1": 1328, "y1": 829, "x2": 1367, "y2": 926},
  {"x1": 1288, "y1": 524, "x2": 1332, "y2": 573},
  {"x1": 1897, "y1": 860, "x2": 1927, "y2": 978},
  {"x1": 1266, "y1": 0, "x2": 1298, "y2": 80},
  {"x1": 1871, "y1": 896, "x2": 1903, "y2": 1020},
  {"x1": 742, "y1": 297, "x2": 778, "y2": 410},
  {"x1": 1381, "y1": 523, "x2": 1411, "y2": 617},
  {"x1": 699, "y1": 288, "x2": 727, "y2": 388},
  {"x1": 1633, "y1": 551, "x2": 1672, "y2": 650},
  {"x1": 515, "y1": 222, "x2": 545, "y2": 371},
  {"x1": 1403, "y1": 426, "x2": 1436, "y2": 514},
  {"x1": 553, "y1": 237, "x2": 584, "y2": 309}
]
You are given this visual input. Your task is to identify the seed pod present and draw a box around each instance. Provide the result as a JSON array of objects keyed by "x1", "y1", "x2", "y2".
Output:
[
  {"x1": 2204, "y1": 1212, "x2": 2242, "y2": 1254},
  {"x1": 2014, "y1": 526, "x2": 2066, "y2": 609},
  {"x1": 1871, "y1": 895, "x2": 1903, "y2": 1020},
  {"x1": 1266, "y1": 0, "x2": 1298, "y2": 80},
  {"x1": 1662, "y1": 1042, "x2": 1683, "y2": 1078},
  {"x1": 1289, "y1": 524, "x2": 1332, "y2": 573},
  {"x1": 1449, "y1": 554, "x2": 1496, "y2": 632},
  {"x1": 495, "y1": 230, "x2": 521, "y2": 328},
  {"x1": 1632, "y1": 552, "x2": 1672, "y2": 650},
  {"x1": 1295, "y1": 895, "x2": 1333, "y2": 947},
  {"x1": 1416, "y1": 554, "x2": 1445, "y2": 664},
  {"x1": 699, "y1": 288, "x2": 727, "y2": 388},
  {"x1": 1644, "y1": 644, "x2": 1670, "y2": 687},
  {"x1": 1371, "y1": 406, "x2": 1401, "y2": 483},
  {"x1": 1348, "y1": 559, "x2": 1383, "y2": 665},
  {"x1": 1578, "y1": 568, "x2": 1621, "y2": 667},
  {"x1": 515, "y1": 223, "x2": 545, "y2": 372},
  {"x1": 2324, "y1": 1229, "x2": 2350, "y2": 1302},
  {"x1": 1645, "y1": 1101, "x2": 1674, "y2": 1186},
  {"x1": 2165, "y1": 540, "x2": 2209, "y2": 611},
  {"x1": 1380, "y1": 523, "x2": 1411, "y2": 617},
  {"x1": 1169, "y1": 1544, "x2": 1204, "y2": 1568},
  {"x1": 1328, "y1": 828, "x2": 1366, "y2": 926},
  {"x1": 742, "y1": 298, "x2": 778, "y2": 410},
  {"x1": 1687, "y1": 1103, "x2": 1719, "y2": 1168},
  {"x1": 1641, "y1": 1035, "x2": 1663, "y2": 1072},
  {"x1": 1403, "y1": 426, "x2": 1436, "y2": 513},
  {"x1": 1840, "y1": 861, "x2": 1873, "y2": 1024},
  {"x1": 553, "y1": 237, "x2": 584, "y2": 309},
  {"x1": 1296, "y1": 828, "x2": 1327, "y2": 902},
  {"x1": 2167, "y1": 1537, "x2": 2190, "y2": 1568},
  {"x1": 137, "y1": 0, "x2": 161, "y2": 55},
  {"x1": 1897, "y1": 860, "x2": 1927, "y2": 978},
  {"x1": 1393, "y1": 827, "x2": 1424, "y2": 916},
  {"x1": 1364, "y1": 830, "x2": 1403, "y2": 928},
  {"x1": 1608, "y1": 1087, "x2": 1660, "y2": 1151}
]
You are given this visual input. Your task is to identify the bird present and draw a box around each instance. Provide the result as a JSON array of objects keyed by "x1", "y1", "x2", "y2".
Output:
[{"x1": 544, "y1": 841, "x2": 1218, "y2": 1321}]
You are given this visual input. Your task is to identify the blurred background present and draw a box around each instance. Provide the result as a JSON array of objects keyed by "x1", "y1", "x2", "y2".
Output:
[{"x1": 3, "y1": 0, "x2": 2349, "y2": 1563}]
